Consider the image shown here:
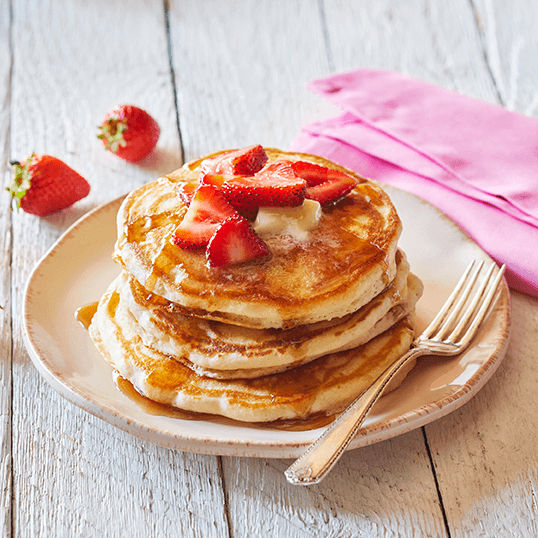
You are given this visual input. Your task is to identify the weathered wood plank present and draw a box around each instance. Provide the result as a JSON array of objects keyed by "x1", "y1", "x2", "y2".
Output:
[
  {"x1": 471, "y1": 0, "x2": 538, "y2": 114},
  {"x1": 424, "y1": 292, "x2": 538, "y2": 537},
  {"x1": 9, "y1": 1, "x2": 229, "y2": 536},
  {"x1": 420, "y1": 4, "x2": 538, "y2": 534},
  {"x1": 167, "y1": 0, "x2": 340, "y2": 160},
  {"x1": 224, "y1": 432, "x2": 448, "y2": 537},
  {"x1": 324, "y1": 0, "x2": 499, "y2": 101},
  {"x1": 1, "y1": 2, "x2": 13, "y2": 537},
  {"x1": 6, "y1": 0, "x2": 538, "y2": 536}
]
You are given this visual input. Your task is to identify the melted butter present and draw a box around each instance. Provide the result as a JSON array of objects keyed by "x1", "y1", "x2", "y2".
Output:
[
  {"x1": 253, "y1": 199, "x2": 322, "y2": 240},
  {"x1": 74, "y1": 302, "x2": 98, "y2": 329}
]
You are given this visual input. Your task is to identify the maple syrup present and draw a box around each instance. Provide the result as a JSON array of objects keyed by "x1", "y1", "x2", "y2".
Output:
[
  {"x1": 113, "y1": 372, "x2": 211, "y2": 421},
  {"x1": 259, "y1": 412, "x2": 336, "y2": 431},
  {"x1": 113, "y1": 371, "x2": 336, "y2": 430},
  {"x1": 74, "y1": 302, "x2": 98, "y2": 329}
]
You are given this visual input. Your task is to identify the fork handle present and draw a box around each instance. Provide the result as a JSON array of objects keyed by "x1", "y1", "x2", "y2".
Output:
[{"x1": 285, "y1": 346, "x2": 426, "y2": 485}]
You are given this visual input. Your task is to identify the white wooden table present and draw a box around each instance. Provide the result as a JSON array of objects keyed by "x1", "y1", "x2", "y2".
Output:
[{"x1": 2, "y1": 1, "x2": 538, "y2": 536}]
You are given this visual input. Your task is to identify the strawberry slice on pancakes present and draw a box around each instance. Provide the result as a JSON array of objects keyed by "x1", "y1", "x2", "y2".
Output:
[
  {"x1": 290, "y1": 161, "x2": 357, "y2": 205},
  {"x1": 201, "y1": 145, "x2": 268, "y2": 176},
  {"x1": 172, "y1": 183, "x2": 270, "y2": 267},
  {"x1": 171, "y1": 184, "x2": 238, "y2": 249},
  {"x1": 176, "y1": 174, "x2": 228, "y2": 207},
  {"x1": 172, "y1": 151, "x2": 358, "y2": 267},
  {"x1": 176, "y1": 180, "x2": 198, "y2": 206},
  {"x1": 207, "y1": 215, "x2": 270, "y2": 268},
  {"x1": 199, "y1": 173, "x2": 256, "y2": 220},
  {"x1": 222, "y1": 162, "x2": 306, "y2": 212}
]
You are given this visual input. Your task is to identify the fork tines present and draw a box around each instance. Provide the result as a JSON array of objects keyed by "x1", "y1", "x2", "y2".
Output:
[{"x1": 422, "y1": 260, "x2": 505, "y2": 347}]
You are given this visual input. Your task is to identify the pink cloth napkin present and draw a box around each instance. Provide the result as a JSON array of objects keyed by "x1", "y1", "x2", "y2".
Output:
[{"x1": 290, "y1": 69, "x2": 538, "y2": 296}]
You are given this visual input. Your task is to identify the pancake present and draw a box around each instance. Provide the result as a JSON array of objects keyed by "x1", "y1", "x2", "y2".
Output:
[
  {"x1": 117, "y1": 249, "x2": 423, "y2": 378},
  {"x1": 84, "y1": 146, "x2": 424, "y2": 427},
  {"x1": 89, "y1": 282, "x2": 416, "y2": 423},
  {"x1": 114, "y1": 149, "x2": 402, "y2": 329}
]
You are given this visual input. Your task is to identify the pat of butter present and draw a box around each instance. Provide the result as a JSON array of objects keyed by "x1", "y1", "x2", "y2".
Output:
[{"x1": 253, "y1": 199, "x2": 322, "y2": 240}]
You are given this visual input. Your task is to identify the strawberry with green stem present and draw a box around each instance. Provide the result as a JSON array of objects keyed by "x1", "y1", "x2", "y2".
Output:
[
  {"x1": 7, "y1": 154, "x2": 90, "y2": 216},
  {"x1": 98, "y1": 105, "x2": 160, "y2": 162}
]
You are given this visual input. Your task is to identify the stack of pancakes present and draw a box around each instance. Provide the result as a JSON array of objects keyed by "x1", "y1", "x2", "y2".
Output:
[{"x1": 89, "y1": 149, "x2": 423, "y2": 426}]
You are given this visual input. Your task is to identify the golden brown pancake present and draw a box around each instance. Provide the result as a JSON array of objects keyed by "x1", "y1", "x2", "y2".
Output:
[
  {"x1": 89, "y1": 282, "x2": 416, "y2": 423},
  {"x1": 84, "y1": 147, "x2": 423, "y2": 427},
  {"x1": 113, "y1": 149, "x2": 402, "y2": 329},
  {"x1": 117, "y1": 249, "x2": 423, "y2": 378}
]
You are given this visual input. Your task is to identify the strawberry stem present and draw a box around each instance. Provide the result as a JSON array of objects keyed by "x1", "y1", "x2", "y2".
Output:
[
  {"x1": 6, "y1": 155, "x2": 34, "y2": 209},
  {"x1": 97, "y1": 117, "x2": 128, "y2": 153}
]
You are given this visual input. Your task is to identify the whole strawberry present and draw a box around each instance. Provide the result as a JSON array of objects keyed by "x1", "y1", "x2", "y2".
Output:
[
  {"x1": 7, "y1": 155, "x2": 90, "y2": 216},
  {"x1": 97, "y1": 105, "x2": 160, "y2": 162}
]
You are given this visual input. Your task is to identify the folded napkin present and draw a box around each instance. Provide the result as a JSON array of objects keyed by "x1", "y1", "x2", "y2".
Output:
[{"x1": 290, "y1": 69, "x2": 538, "y2": 297}]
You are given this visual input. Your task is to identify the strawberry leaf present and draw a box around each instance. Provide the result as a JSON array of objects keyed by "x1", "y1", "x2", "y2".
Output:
[
  {"x1": 7, "y1": 155, "x2": 34, "y2": 209},
  {"x1": 97, "y1": 117, "x2": 128, "y2": 153}
]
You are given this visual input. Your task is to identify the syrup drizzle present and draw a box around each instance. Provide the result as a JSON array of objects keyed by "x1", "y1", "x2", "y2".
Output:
[
  {"x1": 112, "y1": 372, "x2": 335, "y2": 430},
  {"x1": 74, "y1": 302, "x2": 99, "y2": 329},
  {"x1": 76, "y1": 292, "x2": 410, "y2": 432},
  {"x1": 113, "y1": 372, "x2": 209, "y2": 420}
]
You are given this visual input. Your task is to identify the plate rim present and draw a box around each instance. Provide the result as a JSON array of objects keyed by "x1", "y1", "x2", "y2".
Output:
[{"x1": 22, "y1": 187, "x2": 511, "y2": 458}]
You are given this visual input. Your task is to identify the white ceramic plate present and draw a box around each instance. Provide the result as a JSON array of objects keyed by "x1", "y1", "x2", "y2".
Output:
[{"x1": 22, "y1": 186, "x2": 511, "y2": 458}]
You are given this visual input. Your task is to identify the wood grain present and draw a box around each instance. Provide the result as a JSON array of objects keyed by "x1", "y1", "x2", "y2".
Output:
[
  {"x1": 472, "y1": 0, "x2": 538, "y2": 114},
  {"x1": 419, "y1": 1, "x2": 538, "y2": 534},
  {"x1": 167, "y1": 0, "x2": 339, "y2": 159},
  {"x1": 8, "y1": 1, "x2": 226, "y2": 536},
  {"x1": 224, "y1": 432, "x2": 448, "y2": 537},
  {"x1": 1, "y1": 1, "x2": 13, "y2": 536},
  {"x1": 425, "y1": 293, "x2": 538, "y2": 536},
  {"x1": 419, "y1": 4, "x2": 538, "y2": 532},
  {"x1": 324, "y1": 0, "x2": 499, "y2": 100}
]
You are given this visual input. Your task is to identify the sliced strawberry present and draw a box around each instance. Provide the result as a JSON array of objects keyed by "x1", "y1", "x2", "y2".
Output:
[
  {"x1": 222, "y1": 162, "x2": 306, "y2": 211},
  {"x1": 305, "y1": 178, "x2": 356, "y2": 205},
  {"x1": 198, "y1": 173, "x2": 257, "y2": 220},
  {"x1": 199, "y1": 173, "x2": 228, "y2": 190},
  {"x1": 176, "y1": 181, "x2": 198, "y2": 206},
  {"x1": 206, "y1": 215, "x2": 270, "y2": 267},
  {"x1": 289, "y1": 161, "x2": 329, "y2": 186},
  {"x1": 171, "y1": 185, "x2": 238, "y2": 249},
  {"x1": 290, "y1": 161, "x2": 357, "y2": 205},
  {"x1": 223, "y1": 195, "x2": 259, "y2": 221},
  {"x1": 200, "y1": 145, "x2": 268, "y2": 176}
]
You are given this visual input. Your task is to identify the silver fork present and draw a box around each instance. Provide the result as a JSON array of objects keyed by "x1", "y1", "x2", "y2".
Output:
[{"x1": 285, "y1": 260, "x2": 506, "y2": 486}]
